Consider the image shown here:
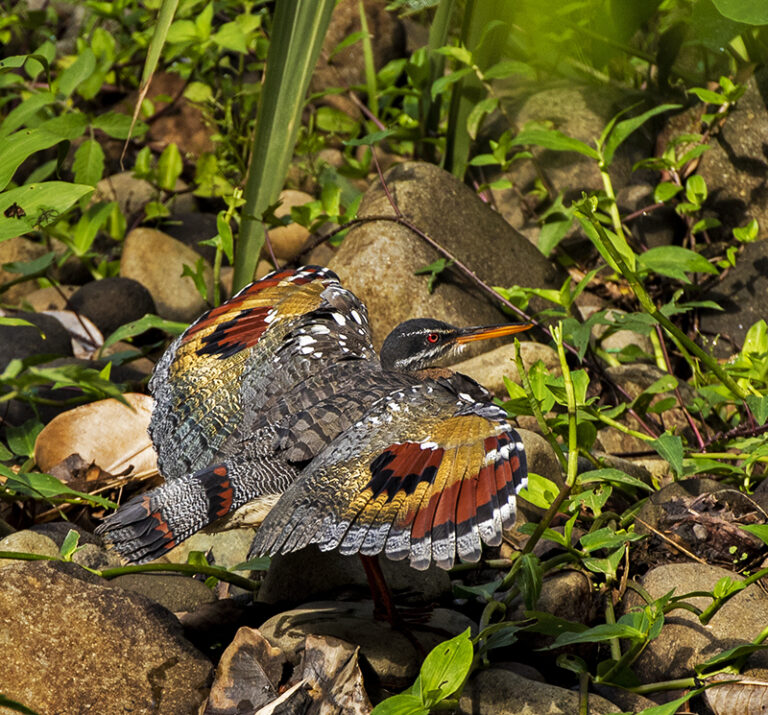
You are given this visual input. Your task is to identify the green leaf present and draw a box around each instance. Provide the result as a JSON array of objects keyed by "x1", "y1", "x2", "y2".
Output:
[
  {"x1": 685, "y1": 174, "x2": 708, "y2": 205},
  {"x1": 5, "y1": 419, "x2": 43, "y2": 457},
  {"x1": 0, "y1": 466, "x2": 116, "y2": 508},
  {"x1": 603, "y1": 105, "x2": 680, "y2": 167},
  {"x1": 212, "y1": 21, "x2": 248, "y2": 54},
  {"x1": 734, "y1": 219, "x2": 759, "y2": 243},
  {"x1": 431, "y1": 66, "x2": 473, "y2": 100},
  {"x1": 650, "y1": 433, "x2": 684, "y2": 477},
  {"x1": 689, "y1": 87, "x2": 725, "y2": 104},
  {"x1": 740, "y1": 524, "x2": 768, "y2": 546},
  {"x1": 511, "y1": 126, "x2": 599, "y2": 159},
  {"x1": 517, "y1": 552, "x2": 542, "y2": 610},
  {"x1": 0, "y1": 317, "x2": 35, "y2": 329},
  {"x1": 746, "y1": 395, "x2": 768, "y2": 425},
  {"x1": 466, "y1": 96, "x2": 498, "y2": 140},
  {"x1": 637, "y1": 246, "x2": 717, "y2": 283},
  {"x1": 72, "y1": 138, "x2": 105, "y2": 187},
  {"x1": 519, "y1": 472, "x2": 560, "y2": 509},
  {"x1": 2, "y1": 251, "x2": 57, "y2": 276},
  {"x1": 157, "y1": 143, "x2": 183, "y2": 191},
  {"x1": 231, "y1": 556, "x2": 271, "y2": 571},
  {"x1": 0, "y1": 128, "x2": 66, "y2": 191},
  {"x1": 579, "y1": 527, "x2": 644, "y2": 553},
  {"x1": 419, "y1": 628, "x2": 473, "y2": 706},
  {"x1": 0, "y1": 183, "x2": 94, "y2": 242},
  {"x1": 0, "y1": 91, "x2": 56, "y2": 139},
  {"x1": 711, "y1": 0, "x2": 768, "y2": 24},
  {"x1": 578, "y1": 468, "x2": 652, "y2": 492},
  {"x1": 59, "y1": 529, "x2": 81, "y2": 560},
  {"x1": 543, "y1": 621, "x2": 644, "y2": 649},
  {"x1": 370, "y1": 693, "x2": 428, "y2": 715},
  {"x1": 55, "y1": 49, "x2": 96, "y2": 97},
  {"x1": 100, "y1": 314, "x2": 187, "y2": 352},
  {"x1": 92, "y1": 112, "x2": 146, "y2": 140},
  {"x1": 653, "y1": 181, "x2": 682, "y2": 203}
]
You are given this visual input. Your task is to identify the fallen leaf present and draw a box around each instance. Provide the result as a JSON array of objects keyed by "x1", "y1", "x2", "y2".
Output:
[{"x1": 34, "y1": 393, "x2": 156, "y2": 479}]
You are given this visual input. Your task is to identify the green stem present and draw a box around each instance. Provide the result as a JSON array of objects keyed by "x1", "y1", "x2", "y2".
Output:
[
  {"x1": 699, "y1": 567, "x2": 768, "y2": 625},
  {"x1": 98, "y1": 562, "x2": 261, "y2": 592},
  {"x1": 576, "y1": 205, "x2": 746, "y2": 401},
  {"x1": 604, "y1": 592, "x2": 622, "y2": 662}
]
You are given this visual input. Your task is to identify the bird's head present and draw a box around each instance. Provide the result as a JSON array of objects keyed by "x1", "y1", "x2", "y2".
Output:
[{"x1": 380, "y1": 318, "x2": 532, "y2": 371}]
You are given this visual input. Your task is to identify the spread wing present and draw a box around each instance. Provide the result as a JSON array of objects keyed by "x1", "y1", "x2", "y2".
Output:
[
  {"x1": 252, "y1": 382, "x2": 528, "y2": 570},
  {"x1": 150, "y1": 266, "x2": 376, "y2": 478}
]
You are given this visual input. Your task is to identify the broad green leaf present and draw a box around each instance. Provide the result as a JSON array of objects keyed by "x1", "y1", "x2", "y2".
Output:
[
  {"x1": 517, "y1": 552, "x2": 542, "y2": 610},
  {"x1": 621, "y1": 687, "x2": 707, "y2": 715},
  {"x1": 0, "y1": 183, "x2": 94, "y2": 242},
  {"x1": 653, "y1": 181, "x2": 682, "y2": 203},
  {"x1": 92, "y1": 112, "x2": 145, "y2": 140},
  {"x1": 59, "y1": 529, "x2": 81, "y2": 560},
  {"x1": 6, "y1": 418, "x2": 43, "y2": 457},
  {"x1": 740, "y1": 524, "x2": 768, "y2": 546},
  {"x1": 100, "y1": 314, "x2": 187, "y2": 352},
  {"x1": 482, "y1": 59, "x2": 534, "y2": 80},
  {"x1": 511, "y1": 126, "x2": 599, "y2": 159},
  {"x1": 638, "y1": 246, "x2": 717, "y2": 283},
  {"x1": 0, "y1": 466, "x2": 116, "y2": 508},
  {"x1": 602, "y1": 104, "x2": 680, "y2": 167},
  {"x1": 711, "y1": 0, "x2": 768, "y2": 24},
  {"x1": 212, "y1": 21, "x2": 248, "y2": 54},
  {"x1": 55, "y1": 48, "x2": 96, "y2": 97},
  {"x1": 579, "y1": 527, "x2": 644, "y2": 553},
  {"x1": 2, "y1": 251, "x2": 57, "y2": 276},
  {"x1": 431, "y1": 66, "x2": 473, "y2": 100},
  {"x1": 370, "y1": 693, "x2": 428, "y2": 715},
  {"x1": 157, "y1": 142, "x2": 183, "y2": 191},
  {"x1": 743, "y1": 320, "x2": 768, "y2": 355},
  {"x1": 578, "y1": 468, "x2": 652, "y2": 492},
  {"x1": 0, "y1": 91, "x2": 56, "y2": 139},
  {"x1": 72, "y1": 138, "x2": 105, "y2": 187},
  {"x1": 689, "y1": 87, "x2": 725, "y2": 104},
  {"x1": 0, "y1": 128, "x2": 65, "y2": 191},
  {"x1": 231, "y1": 557, "x2": 271, "y2": 571},
  {"x1": 518, "y1": 472, "x2": 560, "y2": 509},
  {"x1": 419, "y1": 628, "x2": 473, "y2": 706},
  {"x1": 650, "y1": 433, "x2": 684, "y2": 477},
  {"x1": 685, "y1": 174, "x2": 708, "y2": 205},
  {"x1": 746, "y1": 395, "x2": 768, "y2": 426},
  {"x1": 543, "y1": 622, "x2": 644, "y2": 649},
  {"x1": 0, "y1": 317, "x2": 35, "y2": 329}
]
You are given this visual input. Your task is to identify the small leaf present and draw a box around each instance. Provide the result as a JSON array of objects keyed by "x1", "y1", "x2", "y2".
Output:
[
  {"x1": 92, "y1": 112, "x2": 146, "y2": 140},
  {"x1": 512, "y1": 126, "x2": 599, "y2": 159},
  {"x1": 638, "y1": 245, "x2": 717, "y2": 283},
  {"x1": 650, "y1": 433, "x2": 684, "y2": 477},
  {"x1": 517, "y1": 552, "x2": 542, "y2": 610},
  {"x1": 100, "y1": 314, "x2": 186, "y2": 351},
  {"x1": 602, "y1": 104, "x2": 680, "y2": 167},
  {"x1": 72, "y1": 138, "x2": 105, "y2": 187},
  {"x1": 59, "y1": 529, "x2": 81, "y2": 560},
  {"x1": 231, "y1": 557, "x2": 271, "y2": 571},
  {"x1": 734, "y1": 218, "x2": 759, "y2": 243},
  {"x1": 370, "y1": 693, "x2": 428, "y2": 715},
  {"x1": 6, "y1": 418, "x2": 44, "y2": 458},
  {"x1": 542, "y1": 621, "x2": 644, "y2": 649},
  {"x1": 55, "y1": 48, "x2": 96, "y2": 98},
  {"x1": 747, "y1": 395, "x2": 768, "y2": 426},
  {"x1": 157, "y1": 143, "x2": 183, "y2": 191},
  {"x1": 689, "y1": 87, "x2": 726, "y2": 104},
  {"x1": 654, "y1": 181, "x2": 683, "y2": 203},
  {"x1": 418, "y1": 628, "x2": 473, "y2": 706},
  {"x1": 344, "y1": 128, "x2": 396, "y2": 146}
]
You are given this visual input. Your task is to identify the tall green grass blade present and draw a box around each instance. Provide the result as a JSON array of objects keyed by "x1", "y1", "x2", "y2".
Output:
[{"x1": 233, "y1": 0, "x2": 335, "y2": 290}]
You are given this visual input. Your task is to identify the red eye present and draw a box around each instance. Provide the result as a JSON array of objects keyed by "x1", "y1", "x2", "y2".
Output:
[{"x1": 427, "y1": 333, "x2": 439, "y2": 343}]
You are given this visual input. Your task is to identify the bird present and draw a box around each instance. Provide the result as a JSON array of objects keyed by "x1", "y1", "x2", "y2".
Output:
[{"x1": 96, "y1": 265, "x2": 531, "y2": 573}]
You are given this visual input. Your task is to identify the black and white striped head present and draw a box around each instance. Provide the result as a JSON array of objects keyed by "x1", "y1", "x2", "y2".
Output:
[{"x1": 380, "y1": 318, "x2": 532, "y2": 372}]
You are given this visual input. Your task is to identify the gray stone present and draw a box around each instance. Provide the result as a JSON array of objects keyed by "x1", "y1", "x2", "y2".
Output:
[
  {"x1": 1, "y1": 561, "x2": 212, "y2": 714},
  {"x1": 259, "y1": 600, "x2": 474, "y2": 689},
  {"x1": 30, "y1": 521, "x2": 101, "y2": 547},
  {"x1": 109, "y1": 573, "x2": 217, "y2": 613},
  {"x1": 120, "y1": 227, "x2": 214, "y2": 322},
  {"x1": 459, "y1": 667, "x2": 620, "y2": 714},
  {"x1": 450, "y1": 341, "x2": 560, "y2": 397},
  {"x1": 696, "y1": 68, "x2": 768, "y2": 238},
  {"x1": 0, "y1": 530, "x2": 59, "y2": 568},
  {"x1": 509, "y1": 570, "x2": 594, "y2": 628},
  {"x1": 0, "y1": 237, "x2": 49, "y2": 304},
  {"x1": 66, "y1": 277, "x2": 156, "y2": 338},
  {"x1": 257, "y1": 545, "x2": 450, "y2": 606},
  {"x1": 93, "y1": 171, "x2": 156, "y2": 221},
  {"x1": 0, "y1": 311, "x2": 73, "y2": 371},
  {"x1": 328, "y1": 161, "x2": 565, "y2": 350},
  {"x1": 159, "y1": 527, "x2": 255, "y2": 570},
  {"x1": 624, "y1": 562, "x2": 768, "y2": 682},
  {"x1": 699, "y1": 238, "x2": 768, "y2": 357},
  {"x1": 19, "y1": 285, "x2": 78, "y2": 312}
]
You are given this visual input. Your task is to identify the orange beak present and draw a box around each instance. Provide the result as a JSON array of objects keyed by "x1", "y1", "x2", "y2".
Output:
[{"x1": 454, "y1": 322, "x2": 533, "y2": 344}]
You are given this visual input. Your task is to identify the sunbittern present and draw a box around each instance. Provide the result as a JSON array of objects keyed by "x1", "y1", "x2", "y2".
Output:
[{"x1": 96, "y1": 266, "x2": 531, "y2": 573}]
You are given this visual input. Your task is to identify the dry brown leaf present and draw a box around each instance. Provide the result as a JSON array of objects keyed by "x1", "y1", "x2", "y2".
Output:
[
  {"x1": 34, "y1": 393, "x2": 157, "y2": 479},
  {"x1": 705, "y1": 674, "x2": 768, "y2": 714},
  {"x1": 43, "y1": 309, "x2": 103, "y2": 359}
]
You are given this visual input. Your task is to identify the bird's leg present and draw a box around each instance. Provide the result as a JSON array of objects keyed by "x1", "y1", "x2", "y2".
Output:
[
  {"x1": 358, "y1": 554, "x2": 398, "y2": 624},
  {"x1": 358, "y1": 554, "x2": 428, "y2": 659}
]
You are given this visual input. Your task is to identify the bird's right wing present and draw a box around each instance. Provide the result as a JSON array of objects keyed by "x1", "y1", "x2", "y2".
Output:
[
  {"x1": 251, "y1": 383, "x2": 528, "y2": 571},
  {"x1": 150, "y1": 266, "x2": 375, "y2": 478}
]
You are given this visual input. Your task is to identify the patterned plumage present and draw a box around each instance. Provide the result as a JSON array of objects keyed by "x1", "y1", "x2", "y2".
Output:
[{"x1": 96, "y1": 266, "x2": 530, "y2": 570}]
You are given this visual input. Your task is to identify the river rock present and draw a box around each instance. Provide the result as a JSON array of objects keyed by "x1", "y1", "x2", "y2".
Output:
[
  {"x1": 120, "y1": 227, "x2": 213, "y2": 322},
  {"x1": 0, "y1": 237, "x2": 49, "y2": 304},
  {"x1": 0, "y1": 311, "x2": 73, "y2": 371},
  {"x1": 459, "y1": 667, "x2": 620, "y2": 714},
  {"x1": 328, "y1": 161, "x2": 565, "y2": 350},
  {"x1": 623, "y1": 562, "x2": 768, "y2": 682},
  {"x1": 109, "y1": 573, "x2": 217, "y2": 613},
  {"x1": 1, "y1": 561, "x2": 212, "y2": 714},
  {"x1": 66, "y1": 277, "x2": 156, "y2": 338}
]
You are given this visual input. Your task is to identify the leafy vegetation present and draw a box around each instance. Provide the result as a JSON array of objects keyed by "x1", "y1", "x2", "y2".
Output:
[{"x1": 2, "y1": 0, "x2": 768, "y2": 712}]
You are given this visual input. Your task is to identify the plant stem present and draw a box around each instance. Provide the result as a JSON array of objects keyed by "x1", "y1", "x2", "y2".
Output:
[{"x1": 98, "y1": 561, "x2": 262, "y2": 592}]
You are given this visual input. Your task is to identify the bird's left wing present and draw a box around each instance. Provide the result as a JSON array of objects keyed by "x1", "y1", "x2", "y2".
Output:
[
  {"x1": 252, "y1": 383, "x2": 528, "y2": 570},
  {"x1": 150, "y1": 266, "x2": 375, "y2": 478}
]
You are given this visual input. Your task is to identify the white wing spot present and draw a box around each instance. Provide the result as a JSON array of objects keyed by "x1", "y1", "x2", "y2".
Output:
[
  {"x1": 351, "y1": 309, "x2": 362, "y2": 324},
  {"x1": 297, "y1": 335, "x2": 315, "y2": 347},
  {"x1": 420, "y1": 441, "x2": 439, "y2": 450},
  {"x1": 331, "y1": 312, "x2": 347, "y2": 326}
]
